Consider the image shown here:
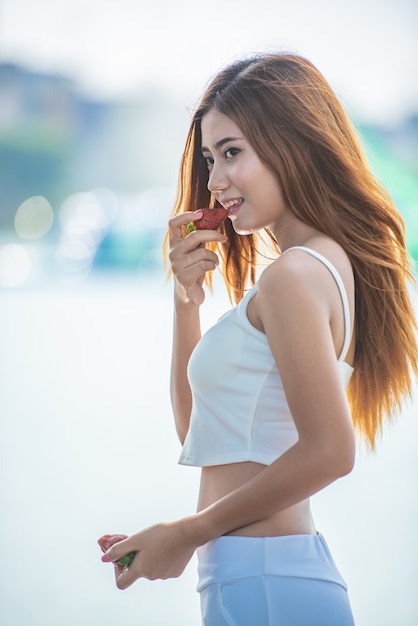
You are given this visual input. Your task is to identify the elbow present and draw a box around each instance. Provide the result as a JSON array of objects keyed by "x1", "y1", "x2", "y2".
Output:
[
  {"x1": 325, "y1": 434, "x2": 356, "y2": 480},
  {"x1": 175, "y1": 417, "x2": 190, "y2": 446},
  {"x1": 170, "y1": 394, "x2": 192, "y2": 446},
  {"x1": 339, "y1": 427, "x2": 356, "y2": 476},
  {"x1": 304, "y1": 430, "x2": 355, "y2": 483},
  {"x1": 315, "y1": 449, "x2": 355, "y2": 487},
  {"x1": 335, "y1": 449, "x2": 355, "y2": 478},
  {"x1": 177, "y1": 429, "x2": 187, "y2": 447}
]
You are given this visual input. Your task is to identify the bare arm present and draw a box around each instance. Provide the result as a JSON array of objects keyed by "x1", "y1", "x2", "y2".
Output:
[
  {"x1": 170, "y1": 296, "x2": 201, "y2": 443},
  {"x1": 167, "y1": 212, "x2": 227, "y2": 443}
]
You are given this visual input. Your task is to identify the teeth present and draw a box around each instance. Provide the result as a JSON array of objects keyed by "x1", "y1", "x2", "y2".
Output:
[{"x1": 223, "y1": 198, "x2": 242, "y2": 210}]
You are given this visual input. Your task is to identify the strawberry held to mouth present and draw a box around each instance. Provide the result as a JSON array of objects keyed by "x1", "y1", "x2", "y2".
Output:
[{"x1": 187, "y1": 207, "x2": 228, "y2": 234}]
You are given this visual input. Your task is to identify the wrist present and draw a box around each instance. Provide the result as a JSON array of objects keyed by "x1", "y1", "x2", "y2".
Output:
[
  {"x1": 174, "y1": 293, "x2": 202, "y2": 314},
  {"x1": 174, "y1": 278, "x2": 205, "y2": 308},
  {"x1": 178, "y1": 512, "x2": 218, "y2": 548},
  {"x1": 174, "y1": 282, "x2": 195, "y2": 306}
]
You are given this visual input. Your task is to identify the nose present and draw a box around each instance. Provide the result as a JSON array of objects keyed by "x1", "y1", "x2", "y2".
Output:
[{"x1": 207, "y1": 161, "x2": 229, "y2": 193}]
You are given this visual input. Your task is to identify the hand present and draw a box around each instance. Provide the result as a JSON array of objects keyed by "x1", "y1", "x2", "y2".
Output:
[
  {"x1": 101, "y1": 521, "x2": 198, "y2": 590},
  {"x1": 168, "y1": 211, "x2": 226, "y2": 306}
]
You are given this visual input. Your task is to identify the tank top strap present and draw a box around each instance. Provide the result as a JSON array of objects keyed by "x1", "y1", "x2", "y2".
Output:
[{"x1": 281, "y1": 246, "x2": 352, "y2": 361}]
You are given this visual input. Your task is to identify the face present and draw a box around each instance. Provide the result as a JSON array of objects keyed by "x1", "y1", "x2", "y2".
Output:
[{"x1": 200, "y1": 108, "x2": 290, "y2": 236}]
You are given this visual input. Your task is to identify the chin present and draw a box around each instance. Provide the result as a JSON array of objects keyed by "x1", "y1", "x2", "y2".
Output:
[
  {"x1": 230, "y1": 218, "x2": 254, "y2": 236},
  {"x1": 233, "y1": 227, "x2": 254, "y2": 236},
  {"x1": 232, "y1": 223, "x2": 257, "y2": 236}
]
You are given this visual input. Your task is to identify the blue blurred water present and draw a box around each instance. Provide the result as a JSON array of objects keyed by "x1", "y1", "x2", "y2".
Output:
[{"x1": 0, "y1": 271, "x2": 417, "y2": 626}]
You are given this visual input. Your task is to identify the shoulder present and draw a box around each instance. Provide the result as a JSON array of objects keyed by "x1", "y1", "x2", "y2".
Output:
[
  {"x1": 257, "y1": 257, "x2": 328, "y2": 331},
  {"x1": 258, "y1": 248, "x2": 323, "y2": 303},
  {"x1": 256, "y1": 240, "x2": 354, "y2": 329},
  {"x1": 260, "y1": 249, "x2": 316, "y2": 287},
  {"x1": 259, "y1": 241, "x2": 352, "y2": 298}
]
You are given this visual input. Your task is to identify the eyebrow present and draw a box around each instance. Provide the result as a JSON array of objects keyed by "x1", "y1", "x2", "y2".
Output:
[{"x1": 201, "y1": 136, "x2": 243, "y2": 153}]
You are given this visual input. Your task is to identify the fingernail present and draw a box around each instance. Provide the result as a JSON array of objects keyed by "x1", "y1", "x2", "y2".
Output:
[
  {"x1": 193, "y1": 210, "x2": 203, "y2": 217},
  {"x1": 101, "y1": 553, "x2": 111, "y2": 563}
]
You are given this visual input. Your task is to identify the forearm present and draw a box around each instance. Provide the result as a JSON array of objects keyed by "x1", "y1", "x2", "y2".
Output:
[
  {"x1": 170, "y1": 287, "x2": 202, "y2": 443},
  {"x1": 186, "y1": 439, "x2": 354, "y2": 545}
]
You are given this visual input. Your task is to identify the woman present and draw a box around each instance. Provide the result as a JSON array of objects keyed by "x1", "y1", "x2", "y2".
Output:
[{"x1": 101, "y1": 53, "x2": 418, "y2": 625}]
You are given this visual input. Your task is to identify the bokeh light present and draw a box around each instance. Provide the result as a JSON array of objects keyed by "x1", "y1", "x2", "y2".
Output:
[
  {"x1": 0, "y1": 243, "x2": 33, "y2": 287},
  {"x1": 14, "y1": 195, "x2": 54, "y2": 240},
  {"x1": 59, "y1": 188, "x2": 118, "y2": 236},
  {"x1": 55, "y1": 188, "x2": 118, "y2": 280}
]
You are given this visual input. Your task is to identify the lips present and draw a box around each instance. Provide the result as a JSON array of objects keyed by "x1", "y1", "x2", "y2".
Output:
[
  {"x1": 221, "y1": 197, "x2": 243, "y2": 216},
  {"x1": 227, "y1": 200, "x2": 242, "y2": 216}
]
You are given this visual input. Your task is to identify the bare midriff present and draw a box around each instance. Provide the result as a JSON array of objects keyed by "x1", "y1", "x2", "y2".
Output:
[{"x1": 197, "y1": 461, "x2": 316, "y2": 537}]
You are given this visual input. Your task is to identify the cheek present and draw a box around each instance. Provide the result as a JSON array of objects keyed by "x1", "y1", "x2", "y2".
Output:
[
  {"x1": 265, "y1": 178, "x2": 285, "y2": 208},
  {"x1": 234, "y1": 164, "x2": 254, "y2": 188}
]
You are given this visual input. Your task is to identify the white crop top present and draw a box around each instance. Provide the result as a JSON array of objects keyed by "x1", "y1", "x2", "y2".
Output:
[{"x1": 178, "y1": 246, "x2": 354, "y2": 467}]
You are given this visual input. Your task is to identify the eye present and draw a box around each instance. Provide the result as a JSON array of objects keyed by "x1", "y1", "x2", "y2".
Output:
[
  {"x1": 225, "y1": 147, "x2": 240, "y2": 159},
  {"x1": 203, "y1": 154, "x2": 214, "y2": 168}
]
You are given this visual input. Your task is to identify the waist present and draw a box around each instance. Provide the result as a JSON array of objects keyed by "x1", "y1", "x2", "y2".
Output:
[
  {"x1": 196, "y1": 533, "x2": 348, "y2": 592},
  {"x1": 197, "y1": 462, "x2": 315, "y2": 537}
]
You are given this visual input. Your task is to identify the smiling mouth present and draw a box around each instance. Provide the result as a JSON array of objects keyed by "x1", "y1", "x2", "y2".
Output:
[{"x1": 223, "y1": 198, "x2": 243, "y2": 216}]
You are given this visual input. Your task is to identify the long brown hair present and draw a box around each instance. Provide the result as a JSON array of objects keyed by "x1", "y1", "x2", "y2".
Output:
[{"x1": 167, "y1": 53, "x2": 418, "y2": 447}]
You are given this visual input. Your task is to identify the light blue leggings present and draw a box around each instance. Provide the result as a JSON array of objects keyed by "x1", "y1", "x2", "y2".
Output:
[{"x1": 197, "y1": 534, "x2": 355, "y2": 626}]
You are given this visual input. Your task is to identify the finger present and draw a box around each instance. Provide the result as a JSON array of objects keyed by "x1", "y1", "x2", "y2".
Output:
[
  {"x1": 186, "y1": 227, "x2": 227, "y2": 245},
  {"x1": 171, "y1": 258, "x2": 220, "y2": 292},
  {"x1": 102, "y1": 537, "x2": 133, "y2": 564},
  {"x1": 114, "y1": 560, "x2": 138, "y2": 590},
  {"x1": 168, "y1": 211, "x2": 202, "y2": 246},
  {"x1": 170, "y1": 243, "x2": 219, "y2": 270}
]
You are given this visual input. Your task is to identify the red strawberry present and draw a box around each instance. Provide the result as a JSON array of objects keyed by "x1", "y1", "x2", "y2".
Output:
[
  {"x1": 98, "y1": 533, "x2": 137, "y2": 569},
  {"x1": 187, "y1": 207, "x2": 228, "y2": 233},
  {"x1": 98, "y1": 533, "x2": 128, "y2": 552}
]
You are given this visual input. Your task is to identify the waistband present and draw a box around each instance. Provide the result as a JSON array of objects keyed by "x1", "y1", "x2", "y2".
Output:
[{"x1": 196, "y1": 533, "x2": 347, "y2": 592}]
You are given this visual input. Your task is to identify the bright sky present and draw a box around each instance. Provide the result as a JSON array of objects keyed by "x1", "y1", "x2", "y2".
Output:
[{"x1": 1, "y1": 0, "x2": 417, "y2": 123}]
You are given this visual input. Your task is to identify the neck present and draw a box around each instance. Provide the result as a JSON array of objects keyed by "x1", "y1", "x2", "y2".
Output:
[{"x1": 270, "y1": 217, "x2": 319, "y2": 252}]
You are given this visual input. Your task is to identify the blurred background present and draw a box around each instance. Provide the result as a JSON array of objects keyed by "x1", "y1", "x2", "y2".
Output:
[{"x1": 0, "y1": 1, "x2": 417, "y2": 625}]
